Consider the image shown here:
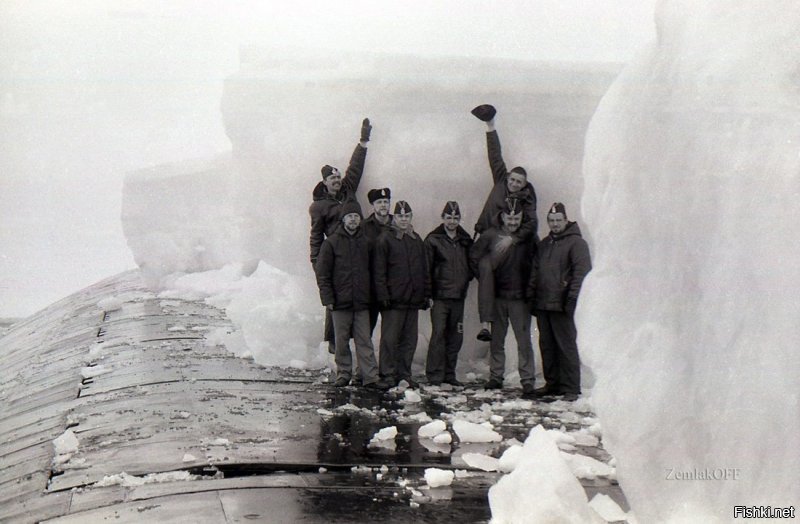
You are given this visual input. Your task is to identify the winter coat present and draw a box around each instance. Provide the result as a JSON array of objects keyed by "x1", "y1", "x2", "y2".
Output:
[
  {"x1": 474, "y1": 130, "x2": 538, "y2": 241},
  {"x1": 314, "y1": 224, "x2": 372, "y2": 311},
  {"x1": 469, "y1": 227, "x2": 535, "y2": 300},
  {"x1": 362, "y1": 213, "x2": 393, "y2": 242},
  {"x1": 374, "y1": 225, "x2": 431, "y2": 309},
  {"x1": 308, "y1": 143, "x2": 368, "y2": 266},
  {"x1": 424, "y1": 224, "x2": 474, "y2": 300},
  {"x1": 527, "y1": 221, "x2": 592, "y2": 312}
]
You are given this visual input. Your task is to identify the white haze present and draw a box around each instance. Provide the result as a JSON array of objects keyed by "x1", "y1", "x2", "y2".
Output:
[{"x1": 0, "y1": 0, "x2": 656, "y2": 317}]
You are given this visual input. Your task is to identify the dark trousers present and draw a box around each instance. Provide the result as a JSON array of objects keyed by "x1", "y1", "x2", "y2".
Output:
[
  {"x1": 379, "y1": 308, "x2": 419, "y2": 383},
  {"x1": 536, "y1": 310, "x2": 581, "y2": 394},
  {"x1": 426, "y1": 299, "x2": 465, "y2": 383},
  {"x1": 331, "y1": 309, "x2": 379, "y2": 384},
  {"x1": 477, "y1": 256, "x2": 496, "y2": 323},
  {"x1": 490, "y1": 298, "x2": 535, "y2": 386}
]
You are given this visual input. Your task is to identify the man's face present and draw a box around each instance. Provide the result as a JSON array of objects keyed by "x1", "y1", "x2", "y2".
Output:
[
  {"x1": 372, "y1": 198, "x2": 390, "y2": 217},
  {"x1": 547, "y1": 212, "x2": 567, "y2": 235},
  {"x1": 506, "y1": 172, "x2": 526, "y2": 193},
  {"x1": 501, "y1": 211, "x2": 522, "y2": 233},
  {"x1": 323, "y1": 169, "x2": 342, "y2": 194},
  {"x1": 342, "y1": 213, "x2": 361, "y2": 233},
  {"x1": 395, "y1": 211, "x2": 412, "y2": 231},
  {"x1": 442, "y1": 213, "x2": 460, "y2": 233}
]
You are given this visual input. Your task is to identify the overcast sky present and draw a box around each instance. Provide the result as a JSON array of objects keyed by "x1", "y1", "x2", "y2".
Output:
[{"x1": 0, "y1": 1, "x2": 658, "y2": 318}]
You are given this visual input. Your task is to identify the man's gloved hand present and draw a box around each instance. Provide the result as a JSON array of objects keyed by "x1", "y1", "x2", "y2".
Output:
[
  {"x1": 361, "y1": 118, "x2": 372, "y2": 143},
  {"x1": 471, "y1": 104, "x2": 496, "y2": 122},
  {"x1": 380, "y1": 300, "x2": 391, "y2": 310},
  {"x1": 564, "y1": 298, "x2": 577, "y2": 317}
]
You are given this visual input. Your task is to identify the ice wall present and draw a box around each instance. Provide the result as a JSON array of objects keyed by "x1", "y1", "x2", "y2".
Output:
[
  {"x1": 580, "y1": 1, "x2": 800, "y2": 521},
  {"x1": 122, "y1": 49, "x2": 616, "y2": 376}
]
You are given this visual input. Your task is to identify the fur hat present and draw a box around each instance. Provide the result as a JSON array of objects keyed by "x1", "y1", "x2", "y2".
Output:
[
  {"x1": 548, "y1": 202, "x2": 567, "y2": 218},
  {"x1": 441, "y1": 201, "x2": 461, "y2": 217},
  {"x1": 368, "y1": 188, "x2": 391, "y2": 204},
  {"x1": 340, "y1": 200, "x2": 363, "y2": 219},
  {"x1": 394, "y1": 200, "x2": 412, "y2": 214}
]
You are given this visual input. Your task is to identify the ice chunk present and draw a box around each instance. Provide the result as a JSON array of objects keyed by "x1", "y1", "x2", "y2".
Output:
[
  {"x1": 498, "y1": 445, "x2": 523, "y2": 473},
  {"x1": 182, "y1": 453, "x2": 197, "y2": 462},
  {"x1": 370, "y1": 426, "x2": 398, "y2": 442},
  {"x1": 560, "y1": 451, "x2": 614, "y2": 480},
  {"x1": 461, "y1": 452, "x2": 499, "y2": 472},
  {"x1": 589, "y1": 493, "x2": 627, "y2": 523},
  {"x1": 488, "y1": 425, "x2": 594, "y2": 523},
  {"x1": 418, "y1": 420, "x2": 446, "y2": 438},
  {"x1": 403, "y1": 389, "x2": 422, "y2": 403},
  {"x1": 581, "y1": 2, "x2": 800, "y2": 519},
  {"x1": 452, "y1": 420, "x2": 502, "y2": 443},
  {"x1": 53, "y1": 429, "x2": 79, "y2": 455},
  {"x1": 432, "y1": 432, "x2": 452, "y2": 445},
  {"x1": 424, "y1": 468, "x2": 454, "y2": 488}
]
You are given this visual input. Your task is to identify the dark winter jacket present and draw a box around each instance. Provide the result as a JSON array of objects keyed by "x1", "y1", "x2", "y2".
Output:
[
  {"x1": 374, "y1": 225, "x2": 431, "y2": 309},
  {"x1": 362, "y1": 213, "x2": 393, "y2": 242},
  {"x1": 469, "y1": 227, "x2": 535, "y2": 300},
  {"x1": 424, "y1": 224, "x2": 474, "y2": 300},
  {"x1": 308, "y1": 143, "x2": 368, "y2": 266},
  {"x1": 315, "y1": 224, "x2": 372, "y2": 311},
  {"x1": 527, "y1": 221, "x2": 592, "y2": 312},
  {"x1": 474, "y1": 130, "x2": 538, "y2": 241}
]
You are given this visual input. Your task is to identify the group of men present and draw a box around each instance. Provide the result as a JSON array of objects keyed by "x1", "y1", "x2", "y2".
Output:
[{"x1": 309, "y1": 106, "x2": 592, "y2": 401}]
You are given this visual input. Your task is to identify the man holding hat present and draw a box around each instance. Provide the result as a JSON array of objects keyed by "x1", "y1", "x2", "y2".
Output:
[
  {"x1": 362, "y1": 187, "x2": 393, "y2": 334},
  {"x1": 469, "y1": 197, "x2": 536, "y2": 397},
  {"x1": 373, "y1": 200, "x2": 432, "y2": 389},
  {"x1": 309, "y1": 118, "x2": 372, "y2": 354},
  {"x1": 315, "y1": 200, "x2": 387, "y2": 390},
  {"x1": 527, "y1": 203, "x2": 592, "y2": 402},
  {"x1": 470, "y1": 104, "x2": 538, "y2": 342},
  {"x1": 424, "y1": 201, "x2": 473, "y2": 386}
]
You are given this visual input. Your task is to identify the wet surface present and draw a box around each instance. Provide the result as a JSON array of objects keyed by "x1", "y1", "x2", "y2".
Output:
[{"x1": 1, "y1": 270, "x2": 626, "y2": 523}]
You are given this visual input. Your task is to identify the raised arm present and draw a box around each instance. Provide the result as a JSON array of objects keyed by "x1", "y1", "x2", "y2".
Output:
[
  {"x1": 341, "y1": 118, "x2": 371, "y2": 194},
  {"x1": 486, "y1": 128, "x2": 509, "y2": 185}
]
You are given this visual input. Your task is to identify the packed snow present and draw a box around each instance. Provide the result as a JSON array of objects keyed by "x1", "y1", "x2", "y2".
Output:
[
  {"x1": 424, "y1": 468, "x2": 455, "y2": 488},
  {"x1": 488, "y1": 425, "x2": 597, "y2": 523},
  {"x1": 581, "y1": 1, "x2": 800, "y2": 521}
]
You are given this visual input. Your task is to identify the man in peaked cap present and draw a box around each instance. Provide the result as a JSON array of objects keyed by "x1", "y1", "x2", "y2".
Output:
[
  {"x1": 315, "y1": 200, "x2": 388, "y2": 390},
  {"x1": 373, "y1": 200, "x2": 432, "y2": 389},
  {"x1": 527, "y1": 203, "x2": 592, "y2": 402},
  {"x1": 469, "y1": 197, "x2": 536, "y2": 397},
  {"x1": 424, "y1": 201, "x2": 474, "y2": 387},
  {"x1": 308, "y1": 118, "x2": 372, "y2": 354},
  {"x1": 362, "y1": 187, "x2": 393, "y2": 334},
  {"x1": 471, "y1": 104, "x2": 539, "y2": 342}
]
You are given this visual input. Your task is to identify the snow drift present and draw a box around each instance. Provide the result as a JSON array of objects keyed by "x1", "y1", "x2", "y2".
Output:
[{"x1": 580, "y1": 1, "x2": 800, "y2": 521}]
